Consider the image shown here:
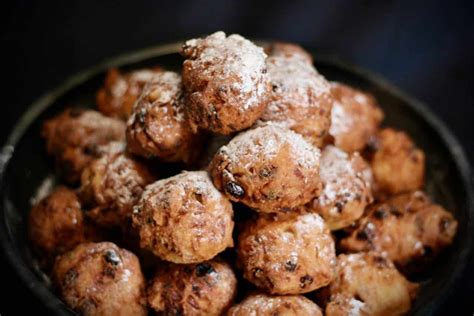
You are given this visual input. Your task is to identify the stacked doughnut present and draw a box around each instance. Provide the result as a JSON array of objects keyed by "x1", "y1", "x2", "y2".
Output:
[{"x1": 30, "y1": 31, "x2": 457, "y2": 316}]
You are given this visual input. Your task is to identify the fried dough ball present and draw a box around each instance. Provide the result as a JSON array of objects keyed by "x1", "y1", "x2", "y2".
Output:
[
  {"x1": 237, "y1": 212, "x2": 336, "y2": 294},
  {"x1": 265, "y1": 42, "x2": 313, "y2": 64},
  {"x1": 42, "y1": 108, "x2": 126, "y2": 183},
  {"x1": 306, "y1": 146, "x2": 373, "y2": 230},
  {"x1": 147, "y1": 260, "x2": 237, "y2": 315},
  {"x1": 96, "y1": 67, "x2": 162, "y2": 120},
  {"x1": 28, "y1": 186, "x2": 84, "y2": 267},
  {"x1": 325, "y1": 252, "x2": 418, "y2": 316},
  {"x1": 228, "y1": 293, "x2": 322, "y2": 316},
  {"x1": 132, "y1": 171, "x2": 234, "y2": 263},
  {"x1": 369, "y1": 128, "x2": 425, "y2": 195},
  {"x1": 182, "y1": 31, "x2": 270, "y2": 135},
  {"x1": 209, "y1": 124, "x2": 322, "y2": 213},
  {"x1": 126, "y1": 70, "x2": 203, "y2": 163},
  {"x1": 259, "y1": 46, "x2": 333, "y2": 147},
  {"x1": 79, "y1": 142, "x2": 155, "y2": 228},
  {"x1": 52, "y1": 242, "x2": 147, "y2": 316},
  {"x1": 329, "y1": 82, "x2": 384, "y2": 153},
  {"x1": 339, "y1": 191, "x2": 458, "y2": 270}
]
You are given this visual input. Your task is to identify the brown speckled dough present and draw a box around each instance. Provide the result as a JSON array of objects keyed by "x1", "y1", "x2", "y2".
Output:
[
  {"x1": 259, "y1": 46, "x2": 334, "y2": 147},
  {"x1": 209, "y1": 124, "x2": 322, "y2": 213},
  {"x1": 329, "y1": 82, "x2": 384, "y2": 153},
  {"x1": 265, "y1": 42, "x2": 314, "y2": 64},
  {"x1": 325, "y1": 252, "x2": 418, "y2": 316},
  {"x1": 132, "y1": 171, "x2": 234, "y2": 263},
  {"x1": 147, "y1": 260, "x2": 237, "y2": 315},
  {"x1": 339, "y1": 191, "x2": 458, "y2": 270},
  {"x1": 52, "y1": 242, "x2": 147, "y2": 316},
  {"x1": 42, "y1": 108, "x2": 126, "y2": 183},
  {"x1": 306, "y1": 146, "x2": 373, "y2": 230},
  {"x1": 79, "y1": 142, "x2": 155, "y2": 228},
  {"x1": 182, "y1": 31, "x2": 270, "y2": 135},
  {"x1": 96, "y1": 67, "x2": 163, "y2": 120},
  {"x1": 237, "y1": 212, "x2": 336, "y2": 294},
  {"x1": 126, "y1": 70, "x2": 203, "y2": 163},
  {"x1": 28, "y1": 186, "x2": 84, "y2": 266},
  {"x1": 228, "y1": 293, "x2": 322, "y2": 316},
  {"x1": 369, "y1": 128, "x2": 425, "y2": 195}
]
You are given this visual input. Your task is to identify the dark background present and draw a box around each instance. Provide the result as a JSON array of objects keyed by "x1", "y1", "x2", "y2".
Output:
[{"x1": 1, "y1": 0, "x2": 473, "y2": 314}]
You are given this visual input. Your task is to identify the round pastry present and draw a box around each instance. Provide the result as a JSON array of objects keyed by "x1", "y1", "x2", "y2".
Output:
[
  {"x1": 96, "y1": 67, "x2": 163, "y2": 120},
  {"x1": 325, "y1": 252, "x2": 418, "y2": 316},
  {"x1": 259, "y1": 46, "x2": 334, "y2": 147},
  {"x1": 329, "y1": 82, "x2": 384, "y2": 152},
  {"x1": 147, "y1": 260, "x2": 237, "y2": 315},
  {"x1": 209, "y1": 124, "x2": 322, "y2": 213},
  {"x1": 28, "y1": 186, "x2": 84, "y2": 267},
  {"x1": 369, "y1": 128, "x2": 425, "y2": 195},
  {"x1": 339, "y1": 191, "x2": 458, "y2": 271},
  {"x1": 306, "y1": 146, "x2": 373, "y2": 230},
  {"x1": 182, "y1": 31, "x2": 270, "y2": 135},
  {"x1": 228, "y1": 293, "x2": 322, "y2": 316},
  {"x1": 237, "y1": 212, "x2": 336, "y2": 294},
  {"x1": 126, "y1": 70, "x2": 203, "y2": 163},
  {"x1": 79, "y1": 142, "x2": 155, "y2": 228},
  {"x1": 132, "y1": 171, "x2": 234, "y2": 263},
  {"x1": 42, "y1": 108, "x2": 126, "y2": 183},
  {"x1": 52, "y1": 242, "x2": 147, "y2": 316}
]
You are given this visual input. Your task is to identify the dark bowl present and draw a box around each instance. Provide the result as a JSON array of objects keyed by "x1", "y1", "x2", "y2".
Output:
[{"x1": 0, "y1": 42, "x2": 472, "y2": 315}]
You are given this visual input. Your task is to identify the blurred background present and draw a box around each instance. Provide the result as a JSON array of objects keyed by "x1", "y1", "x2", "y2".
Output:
[{"x1": 1, "y1": 0, "x2": 473, "y2": 314}]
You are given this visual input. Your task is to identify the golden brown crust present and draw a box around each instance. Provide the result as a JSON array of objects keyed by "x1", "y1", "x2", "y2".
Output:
[
  {"x1": 306, "y1": 146, "x2": 373, "y2": 230},
  {"x1": 147, "y1": 260, "x2": 237, "y2": 315},
  {"x1": 42, "y1": 108, "x2": 126, "y2": 183},
  {"x1": 96, "y1": 67, "x2": 163, "y2": 120},
  {"x1": 132, "y1": 171, "x2": 234, "y2": 263},
  {"x1": 126, "y1": 70, "x2": 204, "y2": 163},
  {"x1": 209, "y1": 124, "x2": 322, "y2": 213},
  {"x1": 52, "y1": 242, "x2": 147, "y2": 316},
  {"x1": 237, "y1": 212, "x2": 336, "y2": 294},
  {"x1": 329, "y1": 82, "x2": 384, "y2": 152},
  {"x1": 259, "y1": 47, "x2": 333, "y2": 147},
  {"x1": 339, "y1": 191, "x2": 458, "y2": 270},
  {"x1": 28, "y1": 186, "x2": 85, "y2": 267},
  {"x1": 79, "y1": 143, "x2": 155, "y2": 228},
  {"x1": 182, "y1": 31, "x2": 270, "y2": 135},
  {"x1": 325, "y1": 252, "x2": 418, "y2": 316},
  {"x1": 228, "y1": 293, "x2": 322, "y2": 316},
  {"x1": 369, "y1": 128, "x2": 425, "y2": 195}
]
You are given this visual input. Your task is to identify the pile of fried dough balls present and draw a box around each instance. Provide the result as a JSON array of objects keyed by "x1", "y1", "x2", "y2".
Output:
[{"x1": 29, "y1": 31, "x2": 458, "y2": 316}]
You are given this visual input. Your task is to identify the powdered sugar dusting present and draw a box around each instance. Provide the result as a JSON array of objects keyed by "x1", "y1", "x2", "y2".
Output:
[
  {"x1": 295, "y1": 213, "x2": 325, "y2": 233},
  {"x1": 348, "y1": 298, "x2": 365, "y2": 316},
  {"x1": 218, "y1": 124, "x2": 320, "y2": 169},
  {"x1": 330, "y1": 100, "x2": 352, "y2": 136}
]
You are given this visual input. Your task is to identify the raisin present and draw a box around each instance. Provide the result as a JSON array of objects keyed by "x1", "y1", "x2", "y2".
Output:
[
  {"x1": 300, "y1": 275, "x2": 313, "y2": 288},
  {"x1": 225, "y1": 182, "x2": 245, "y2": 198},
  {"x1": 284, "y1": 261, "x2": 297, "y2": 272},
  {"x1": 104, "y1": 249, "x2": 121, "y2": 266},
  {"x1": 195, "y1": 263, "x2": 216, "y2": 277}
]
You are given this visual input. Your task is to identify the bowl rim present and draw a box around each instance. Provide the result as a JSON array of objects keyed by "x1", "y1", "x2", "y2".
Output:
[{"x1": 0, "y1": 41, "x2": 472, "y2": 315}]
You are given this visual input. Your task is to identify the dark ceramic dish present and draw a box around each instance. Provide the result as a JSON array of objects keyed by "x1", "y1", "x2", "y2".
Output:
[{"x1": 0, "y1": 42, "x2": 472, "y2": 315}]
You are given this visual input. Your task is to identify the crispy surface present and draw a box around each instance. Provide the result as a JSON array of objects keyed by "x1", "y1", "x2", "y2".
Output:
[
  {"x1": 148, "y1": 260, "x2": 237, "y2": 315},
  {"x1": 259, "y1": 46, "x2": 333, "y2": 147},
  {"x1": 210, "y1": 124, "x2": 322, "y2": 213},
  {"x1": 339, "y1": 191, "x2": 458, "y2": 270},
  {"x1": 325, "y1": 252, "x2": 418, "y2": 316},
  {"x1": 96, "y1": 67, "x2": 163, "y2": 120},
  {"x1": 52, "y1": 242, "x2": 147, "y2": 316},
  {"x1": 132, "y1": 171, "x2": 234, "y2": 263},
  {"x1": 307, "y1": 146, "x2": 373, "y2": 230},
  {"x1": 182, "y1": 31, "x2": 270, "y2": 134},
  {"x1": 42, "y1": 108, "x2": 126, "y2": 183},
  {"x1": 228, "y1": 293, "x2": 322, "y2": 316},
  {"x1": 370, "y1": 128, "x2": 425, "y2": 195},
  {"x1": 126, "y1": 70, "x2": 203, "y2": 163},
  {"x1": 237, "y1": 212, "x2": 336, "y2": 294},
  {"x1": 79, "y1": 143, "x2": 155, "y2": 228},
  {"x1": 329, "y1": 82, "x2": 384, "y2": 152},
  {"x1": 28, "y1": 186, "x2": 84, "y2": 267}
]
